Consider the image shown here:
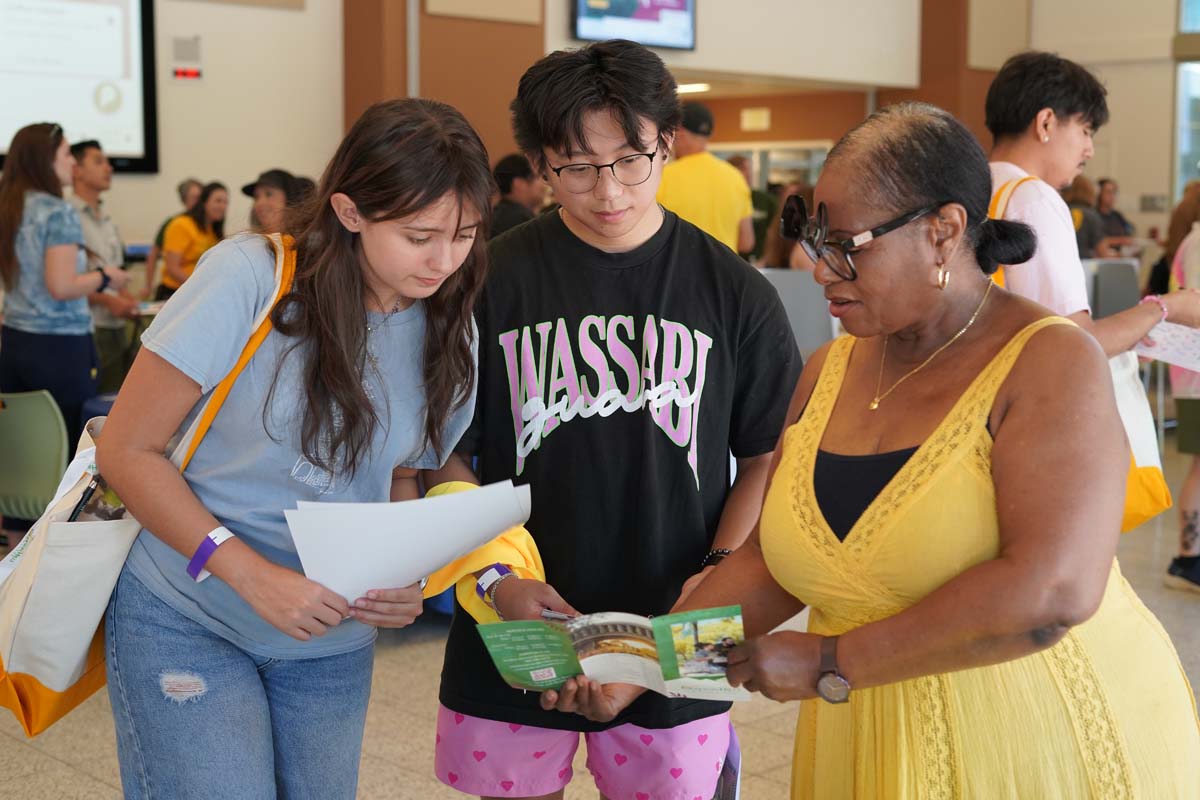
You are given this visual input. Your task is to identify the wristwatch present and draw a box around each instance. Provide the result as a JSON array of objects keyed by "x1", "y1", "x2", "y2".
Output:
[{"x1": 815, "y1": 635, "x2": 851, "y2": 704}]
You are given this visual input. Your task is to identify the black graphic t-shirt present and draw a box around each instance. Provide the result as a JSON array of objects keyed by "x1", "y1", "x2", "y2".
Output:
[{"x1": 440, "y1": 210, "x2": 802, "y2": 731}]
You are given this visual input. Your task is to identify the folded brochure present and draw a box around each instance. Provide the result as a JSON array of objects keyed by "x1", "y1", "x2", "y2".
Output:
[{"x1": 478, "y1": 605, "x2": 752, "y2": 701}]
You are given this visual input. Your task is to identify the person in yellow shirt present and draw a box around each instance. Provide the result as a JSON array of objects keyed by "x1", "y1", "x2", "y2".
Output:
[
  {"x1": 657, "y1": 102, "x2": 754, "y2": 253},
  {"x1": 156, "y1": 181, "x2": 227, "y2": 300}
]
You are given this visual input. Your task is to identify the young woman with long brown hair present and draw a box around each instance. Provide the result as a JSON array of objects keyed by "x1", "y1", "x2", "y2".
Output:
[
  {"x1": 95, "y1": 98, "x2": 492, "y2": 798},
  {"x1": 0, "y1": 122, "x2": 130, "y2": 441}
]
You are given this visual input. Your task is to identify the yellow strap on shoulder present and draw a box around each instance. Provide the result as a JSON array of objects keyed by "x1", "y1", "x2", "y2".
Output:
[
  {"x1": 180, "y1": 235, "x2": 296, "y2": 472},
  {"x1": 987, "y1": 176, "x2": 1038, "y2": 289},
  {"x1": 420, "y1": 481, "x2": 545, "y2": 624}
]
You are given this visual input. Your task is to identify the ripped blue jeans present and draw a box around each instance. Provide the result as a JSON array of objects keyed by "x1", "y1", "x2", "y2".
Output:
[{"x1": 105, "y1": 568, "x2": 374, "y2": 799}]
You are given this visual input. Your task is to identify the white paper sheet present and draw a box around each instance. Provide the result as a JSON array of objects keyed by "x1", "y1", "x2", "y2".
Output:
[
  {"x1": 1134, "y1": 321, "x2": 1200, "y2": 371},
  {"x1": 285, "y1": 481, "x2": 531, "y2": 603}
]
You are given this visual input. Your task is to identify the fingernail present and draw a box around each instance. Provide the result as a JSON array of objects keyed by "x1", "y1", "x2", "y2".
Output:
[{"x1": 367, "y1": 591, "x2": 378, "y2": 600}]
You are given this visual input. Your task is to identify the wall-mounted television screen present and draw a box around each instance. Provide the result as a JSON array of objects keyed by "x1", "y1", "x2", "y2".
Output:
[
  {"x1": 0, "y1": 0, "x2": 158, "y2": 172},
  {"x1": 573, "y1": 0, "x2": 696, "y2": 51}
]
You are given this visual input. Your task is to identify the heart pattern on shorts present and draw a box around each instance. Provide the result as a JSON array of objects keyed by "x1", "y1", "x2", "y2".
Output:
[
  {"x1": 636, "y1": 793, "x2": 650, "y2": 800},
  {"x1": 670, "y1": 767, "x2": 684, "y2": 779},
  {"x1": 473, "y1": 750, "x2": 487, "y2": 762},
  {"x1": 435, "y1": 734, "x2": 441, "y2": 745},
  {"x1": 453, "y1": 713, "x2": 465, "y2": 725},
  {"x1": 508, "y1": 723, "x2": 522, "y2": 733},
  {"x1": 697, "y1": 733, "x2": 708, "y2": 745},
  {"x1": 639, "y1": 733, "x2": 654, "y2": 745},
  {"x1": 532, "y1": 751, "x2": 546, "y2": 759},
  {"x1": 500, "y1": 780, "x2": 514, "y2": 791},
  {"x1": 614, "y1": 753, "x2": 628, "y2": 766},
  {"x1": 558, "y1": 767, "x2": 571, "y2": 779},
  {"x1": 447, "y1": 772, "x2": 459, "y2": 785}
]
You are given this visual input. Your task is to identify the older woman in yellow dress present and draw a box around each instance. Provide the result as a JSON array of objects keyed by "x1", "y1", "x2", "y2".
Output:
[{"x1": 543, "y1": 102, "x2": 1200, "y2": 799}]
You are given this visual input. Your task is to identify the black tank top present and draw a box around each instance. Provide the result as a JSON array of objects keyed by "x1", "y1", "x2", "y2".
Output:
[{"x1": 814, "y1": 447, "x2": 919, "y2": 541}]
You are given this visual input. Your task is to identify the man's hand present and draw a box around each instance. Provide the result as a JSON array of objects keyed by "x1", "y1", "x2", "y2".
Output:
[
  {"x1": 539, "y1": 678, "x2": 645, "y2": 723},
  {"x1": 491, "y1": 577, "x2": 579, "y2": 621}
]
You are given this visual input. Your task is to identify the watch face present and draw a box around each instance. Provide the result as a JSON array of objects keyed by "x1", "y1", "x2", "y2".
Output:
[{"x1": 818, "y1": 673, "x2": 851, "y2": 704}]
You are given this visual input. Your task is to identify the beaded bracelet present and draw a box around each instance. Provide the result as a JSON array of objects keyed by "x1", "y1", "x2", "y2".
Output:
[
  {"x1": 701, "y1": 548, "x2": 733, "y2": 569},
  {"x1": 1140, "y1": 294, "x2": 1169, "y2": 324}
]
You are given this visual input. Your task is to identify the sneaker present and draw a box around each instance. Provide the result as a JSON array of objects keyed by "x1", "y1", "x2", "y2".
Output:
[{"x1": 1165, "y1": 556, "x2": 1200, "y2": 594}]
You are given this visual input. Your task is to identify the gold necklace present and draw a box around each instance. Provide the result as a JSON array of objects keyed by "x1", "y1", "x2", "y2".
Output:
[{"x1": 869, "y1": 280, "x2": 993, "y2": 411}]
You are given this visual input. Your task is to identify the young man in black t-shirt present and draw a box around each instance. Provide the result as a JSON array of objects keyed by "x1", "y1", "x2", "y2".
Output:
[{"x1": 428, "y1": 40, "x2": 801, "y2": 800}]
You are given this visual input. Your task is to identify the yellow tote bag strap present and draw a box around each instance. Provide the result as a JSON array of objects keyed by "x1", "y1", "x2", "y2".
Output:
[
  {"x1": 179, "y1": 234, "x2": 296, "y2": 472},
  {"x1": 987, "y1": 176, "x2": 1038, "y2": 288}
]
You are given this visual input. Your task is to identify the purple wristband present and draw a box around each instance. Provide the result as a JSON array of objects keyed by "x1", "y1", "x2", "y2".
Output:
[
  {"x1": 186, "y1": 537, "x2": 218, "y2": 580},
  {"x1": 186, "y1": 526, "x2": 236, "y2": 581}
]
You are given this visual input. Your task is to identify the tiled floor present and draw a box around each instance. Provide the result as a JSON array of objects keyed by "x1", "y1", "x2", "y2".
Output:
[{"x1": 2, "y1": 441, "x2": 1197, "y2": 799}]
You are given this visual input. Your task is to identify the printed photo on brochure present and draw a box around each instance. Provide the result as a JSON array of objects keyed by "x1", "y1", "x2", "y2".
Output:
[{"x1": 477, "y1": 605, "x2": 752, "y2": 701}]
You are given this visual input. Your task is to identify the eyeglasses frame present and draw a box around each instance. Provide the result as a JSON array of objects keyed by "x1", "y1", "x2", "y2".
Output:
[
  {"x1": 546, "y1": 148, "x2": 660, "y2": 194},
  {"x1": 780, "y1": 194, "x2": 942, "y2": 280}
]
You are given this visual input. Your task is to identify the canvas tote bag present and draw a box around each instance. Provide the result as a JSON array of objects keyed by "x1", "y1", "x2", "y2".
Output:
[{"x1": 0, "y1": 234, "x2": 296, "y2": 735}]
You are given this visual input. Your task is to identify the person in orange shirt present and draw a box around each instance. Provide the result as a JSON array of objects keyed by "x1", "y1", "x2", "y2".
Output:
[{"x1": 156, "y1": 181, "x2": 227, "y2": 300}]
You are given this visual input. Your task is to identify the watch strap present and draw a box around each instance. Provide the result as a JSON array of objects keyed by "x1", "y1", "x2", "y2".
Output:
[{"x1": 819, "y1": 635, "x2": 840, "y2": 675}]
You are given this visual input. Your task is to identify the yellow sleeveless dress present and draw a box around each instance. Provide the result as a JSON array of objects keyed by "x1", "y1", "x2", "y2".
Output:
[{"x1": 760, "y1": 318, "x2": 1200, "y2": 799}]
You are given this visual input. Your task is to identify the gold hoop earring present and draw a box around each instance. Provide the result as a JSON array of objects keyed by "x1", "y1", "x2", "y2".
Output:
[{"x1": 937, "y1": 265, "x2": 950, "y2": 290}]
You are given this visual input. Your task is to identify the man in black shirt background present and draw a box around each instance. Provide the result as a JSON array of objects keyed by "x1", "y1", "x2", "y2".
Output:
[{"x1": 490, "y1": 153, "x2": 543, "y2": 238}]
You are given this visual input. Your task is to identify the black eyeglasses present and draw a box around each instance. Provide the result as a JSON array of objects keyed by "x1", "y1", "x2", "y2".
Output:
[
  {"x1": 548, "y1": 149, "x2": 658, "y2": 194},
  {"x1": 780, "y1": 194, "x2": 941, "y2": 280}
]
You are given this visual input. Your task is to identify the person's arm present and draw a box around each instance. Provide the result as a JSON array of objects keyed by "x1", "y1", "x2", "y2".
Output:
[
  {"x1": 44, "y1": 244, "x2": 126, "y2": 300},
  {"x1": 142, "y1": 242, "x2": 160, "y2": 299},
  {"x1": 162, "y1": 218, "x2": 192, "y2": 286},
  {"x1": 725, "y1": 324, "x2": 1127, "y2": 702},
  {"x1": 163, "y1": 249, "x2": 188, "y2": 286},
  {"x1": 737, "y1": 217, "x2": 755, "y2": 255},
  {"x1": 87, "y1": 289, "x2": 139, "y2": 318},
  {"x1": 1007, "y1": 186, "x2": 1200, "y2": 356},
  {"x1": 96, "y1": 349, "x2": 350, "y2": 641},
  {"x1": 422, "y1": 450, "x2": 478, "y2": 487},
  {"x1": 1069, "y1": 282, "x2": 1200, "y2": 356},
  {"x1": 676, "y1": 452, "x2": 771, "y2": 604}
]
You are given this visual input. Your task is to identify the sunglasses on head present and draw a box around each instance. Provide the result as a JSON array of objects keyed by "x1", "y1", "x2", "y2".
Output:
[{"x1": 780, "y1": 194, "x2": 942, "y2": 280}]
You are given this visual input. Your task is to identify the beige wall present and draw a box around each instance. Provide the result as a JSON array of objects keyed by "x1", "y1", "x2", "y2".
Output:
[
  {"x1": 101, "y1": 1, "x2": 344, "y2": 241},
  {"x1": 967, "y1": 0, "x2": 1029, "y2": 70},
  {"x1": 1031, "y1": 0, "x2": 1176, "y2": 233},
  {"x1": 543, "y1": 0, "x2": 921, "y2": 90}
]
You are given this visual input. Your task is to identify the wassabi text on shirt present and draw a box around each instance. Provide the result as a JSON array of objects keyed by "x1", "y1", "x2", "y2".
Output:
[{"x1": 498, "y1": 315, "x2": 713, "y2": 487}]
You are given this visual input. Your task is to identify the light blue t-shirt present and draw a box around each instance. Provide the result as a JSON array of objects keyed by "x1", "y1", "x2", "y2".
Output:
[
  {"x1": 2, "y1": 191, "x2": 91, "y2": 335},
  {"x1": 125, "y1": 234, "x2": 476, "y2": 659}
]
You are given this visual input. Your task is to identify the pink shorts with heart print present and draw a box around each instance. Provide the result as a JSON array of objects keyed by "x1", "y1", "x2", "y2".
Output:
[{"x1": 434, "y1": 704, "x2": 733, "y2": 799}]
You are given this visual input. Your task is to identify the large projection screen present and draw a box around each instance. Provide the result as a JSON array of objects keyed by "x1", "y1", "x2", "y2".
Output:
[{"x1": 0, "y1": 0, "x2": 158, "y2": 172}]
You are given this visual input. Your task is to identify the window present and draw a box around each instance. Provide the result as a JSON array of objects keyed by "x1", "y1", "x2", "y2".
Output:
[{"x1": 1175, "y1": 63, "x2": 1200, "y2": 197}]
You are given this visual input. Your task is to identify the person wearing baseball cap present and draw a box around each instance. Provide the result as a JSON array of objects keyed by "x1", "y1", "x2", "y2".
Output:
[
  {"x1": 657, "y1": 101, "x2": 754, "y2": 253},
  {"x1": 242, "y1": 168, "x2": 297, "y2": 234}
]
